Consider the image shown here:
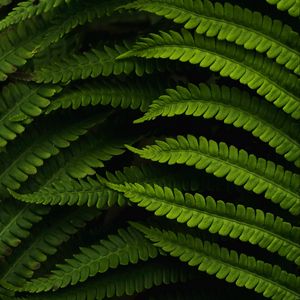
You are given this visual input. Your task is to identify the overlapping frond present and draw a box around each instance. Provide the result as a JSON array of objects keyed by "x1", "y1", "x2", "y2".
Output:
[
  {"x1": 132, "y1": 223, "x2": 300, "y2": 300},
  {"x1": 0, "y1": 207, "x2": 99, "y2": 289},
  {"x1": 46, "y1": 77, "x2": 167, "y2": 113},
  {"x1": 33, "y1": 42, "x2": 171, "y2": 84},
  {"x1": 105, "y1": 181, "x2": 300, "y2": 265},
  {"x1": 10, "y1": 175, "x2": 127, "y2": 208},
  {"x1": 265, "y1": 0, "x2": 300, "y2": 17},
  {"x1": 121, "y1": 0, "x2": 300, "y2": 74},
  {"x1": 19, "y1": 227, "x2": 159, "y2": 292},
  {"x1": 11, "y1": 261, "x2": 191, "y2": 300},
  {"x1": 136, "y1": 83, "x2": 300, "y2": 167},
  {"x1": 0, "y1": 114, "x2": 105, "y2": 196},
  {"x1": 0, "y1": 0, "x2": 128, "y2": 81},
  {"x1": 0, "y1": 200, "x2": 50, "y2": 257},
  {"x1": 0, "y1": 83, "x2": 61, "y2": 148},
  {"x1": 0, "y1": 0, "x2": 73, "y2": 32},
  {"x1": 118, "y1": 29, "x2": 300, "y2": 119},
  {"x1": 127, "y1": 135, "x2": 300, "y2": 215}
]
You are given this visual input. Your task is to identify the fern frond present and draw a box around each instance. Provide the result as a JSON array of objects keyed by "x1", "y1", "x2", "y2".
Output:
[
  {"x1": 132, "y1": 223, "x2": 300, "y2": 300},
  {"x1": 265, "y1": 0, "x2": 300, "y2": 17},
  {"x1": 0, "y1": 0, "x2": 72, "y2": 32},
  {"x1": 33, "y1": 42, "x2": 170, "y2": 84},
  {"x1": 136, "y1": 83, "x2": 300, "y2": 167},
  {"x1": 121, "y1": 0, "x2": 300, "y2": 74},
  {"x1": 118, "y1": 29, "x2": 300, "y2": 119},
  {"x1": 0, "y1": 200, "x2": 50, "y2": 257},
  {"x1": 11, "y1": 261, "x2": 191, "y2": 300},
  {"x1": 0, "y1": 207, "x2": 99, "y2": 288},
  {"x1": 0, "y1": 83, "x2": 61, "y2": 148},
  {"x1": 106, "y1": 181, "x2": 300, "y2": 265},
  {"x1": 10, "y1": 175, "x2": 127, "y2": 208},
  {"x1": 46, "y1": 77, "x2": 168, "y2": 113},
  {"x1": 19, "y1": 227, "x2": 159, "y2": 292},
  {"x1": 0, "y1": 0, "x2": 128, "y2": 81},
  {"x1": 0, "y1": 114, "x2": 106, "y2": 195},
  {"x1": 127, "y1": 135, "x2": 300, "y2": 215}
]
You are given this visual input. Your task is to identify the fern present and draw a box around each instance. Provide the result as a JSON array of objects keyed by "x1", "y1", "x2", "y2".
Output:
[
  {"x1": 0, "y1": 114, "x2": 106, "y2": 196},
  {"x1": 121, "y1": 0, "x2": 300, "y2": 74},
  {"x1": 0, "y1": 83, "x2": 61, "y2": 148},
  {"x1": 136, "y1": 83, "x2": 300, "y2": 167},
  {"x1": 10, "y1": 175, "x2": 127, "y2": 208},
  {"x1": 127, "y1": 135, "x2": 300, "y2": 215},
  {"x1": 0, "y1": 0, "x2": 73, "y2": 32},
  {"x1": 118, "y1": 29, "x2": 300, "y2": 119},
  {"x1": 132, "y1": 223, "x2": 300, "y2": 300},
  {"x1": 104, "y1": 181, "x2": 300, "y2": 265},
  {"x1": 0, "y1": 207, "x2": 99, "y2": 288},
  {"x1": 19, "y1": 227, "x2": 159, "y2": 292},
  {"x1": 0, "y1": 200, "x2": 50, "y2": 257},
  {"x1": 33, "y1": 42, "x2": 172, "y2": 84},
  {"x1": 11, "y1": 261, "x2": 191, "y2": 300},
  {"x1": 265, "y1": 0, "x2": 300, "y2": 17},
  {"x1": 46, "y1": 77, "x2": 167, "y2": 113}
]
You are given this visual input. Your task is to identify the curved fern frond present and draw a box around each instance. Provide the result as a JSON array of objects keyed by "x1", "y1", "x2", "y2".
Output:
[
  {"x1": 0, "y1": 0, "x2": 73, "y2": 32},
  {"x1": 0, "y1": 83, "x2": 61, "y2": 148},
  {"x1": 19, "y1": 227, "x2": 159, "y2": 293},
  {"x1": 0, "y1": 207, "x2": 99, "y2": 288},
  {"x1": 132, "y1": 223, "x2": 300, "y2": 300},
  {"x1": 0, "y1": 114, "x2": 105, "y2": 196},
  {"x1": 0, "y1": 0, "x2": 128, "y2": 81},
  {"x1": 121, "y1": 0, "x2": 300, "y2": 74},
  {"x1": 46, "y1": 77, "x2": 167, "y2": 114},
  {"x1": 127, "y1": 135, "x2": 300, "y2": 215},
  {"x1": 118, "y1": 29, "x2": 300, "y2": 119},
  {"x1": 33, "y1": 42, "x2": 171, "y2": 84},
  {"x1": 265, "y1": 0, "x2": 300, "y2": 17},
  {"x1": 0, "y1": 200, "x2": 50, "y2": 257},
  {"x1": 136, "y1": 83, "x2": 300, "y2": 167},
  {"x1": 10, "y1": 175, "x2": 127, "y2": 208},
  {"x1": 11, "y1": 261, "x2": 191, "y2": 300},
  {"x1": 106, "y1": 181, "x2": 300, "y2": 265}
]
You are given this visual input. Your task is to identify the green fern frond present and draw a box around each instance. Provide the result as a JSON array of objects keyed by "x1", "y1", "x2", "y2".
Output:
[
  {"x1": 0, "y1": 207, "x2": 99, "y2": 288},
  {"x1": 265, "y1": 0, "x2": 300, "y2": 17},
  {"x1": 10, "y1": 175, "x2": 127, "y2": 208},
  {"x1": 33, "y1": 42, "x2": 171, "y2": 84},
  {"x1": 0, "y1": 200, "x2": 50, "y2": 257},
  {"x1": 46, "y1": 77, "x2": 167, "y2": 114},
  {"x1": 11, "y1": 261, "x2": 191, "y2": 300},
  {"x1": 121, "y1": 0, "x2": 300, "y2": 74},
  {"x1": 0, "y1": 0, "x2": 72, "y2": 32},
  {"x1": 106, "y1": 181, "x2": 300, "y2": 265},
  {"x1": 0, "y1": 83, "x2": 61, "y2": 148},
  {"x1": 0, "y1": 114, "x2": 106, "y2": 195},
  {"x1": 135, "y1": 83, "x2": 300, "y2": 167},
  {"x1": 0, "y1": 0, "x2": 12, "y2": 7},
  {"x1": 118, "y1": 29, "x2": 300, "y2": 119},
  {"x1": 132, "y1": 223, "x2": 300, "y2": 300},
  {"x1": 126, "y1": 135, "x2": 300, "y2": 215},
  {"x1": 0, "y1": 0, "x2": 128, "y2": 81},
  {"x1": 19, "y1": 227, "x2": 159, "y2": 293}
]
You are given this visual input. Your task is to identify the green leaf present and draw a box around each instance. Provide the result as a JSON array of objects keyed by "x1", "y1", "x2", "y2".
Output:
[
  {"x1": 132, "y1": 223, "x2": 300, "y2": 300},
  {"x1": 118, "y1": 29, "x2": 300, "y2": 119},
  {"x1": 127, "y1": 135, "x2": 300, "y2": 215}
]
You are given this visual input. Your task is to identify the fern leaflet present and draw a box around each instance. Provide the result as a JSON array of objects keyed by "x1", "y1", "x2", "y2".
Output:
[
  {"x1": 132, "y1": 223, "x2": 300, "y2": 300},
  {"x1": 118, "y1": 29, "x2": 300, "y2": 119},
  {"x1": 127, "y1": 135, "x2": 300, "y2": 215},
  {"x1": 121, "y1": 0, "x2": 300, "y2": 74},
  {"x1": 265, "y1": 0, "x2": 300, "y2": 17},
  {"x1": 136, "y1": 83, "x2": 300, "y2": 167}
]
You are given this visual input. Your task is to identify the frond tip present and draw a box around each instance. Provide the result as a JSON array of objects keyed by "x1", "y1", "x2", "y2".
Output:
[
  {"x1": 126, "y1": 135, "x2": 300, "y2": 215},
  {"x1": 131, "y1": 223, "x2": 300, "y2": 300}
]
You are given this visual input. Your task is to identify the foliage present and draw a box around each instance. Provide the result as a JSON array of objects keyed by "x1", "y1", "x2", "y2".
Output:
[{"x1": 0, "y1": 0, "x2": 299, "y2": 300}]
